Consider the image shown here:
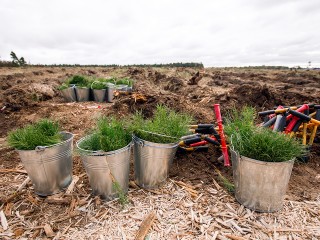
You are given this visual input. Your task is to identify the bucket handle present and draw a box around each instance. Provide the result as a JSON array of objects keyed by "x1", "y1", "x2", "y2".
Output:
[
  {"x1": 136, "y1": 138, "x2": 144, "y2": 147},
  {"x1": 35, "y1": 146, "x2": 46, "y2": 152},
  {"x1": 133, "y1": 135, "x2": 144, "y2": 147}
]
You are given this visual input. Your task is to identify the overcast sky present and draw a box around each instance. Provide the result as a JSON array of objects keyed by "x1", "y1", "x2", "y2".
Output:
[{"x1": 1, "y1": 0, "x2": 320, "y2": 67}]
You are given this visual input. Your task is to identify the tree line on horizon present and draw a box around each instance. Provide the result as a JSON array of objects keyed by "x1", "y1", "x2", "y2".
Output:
[
  {"x1": 21, "y1": 62, "x2": 205, "y2": 68},
  {"x1": 0, "y1": 53, "x2": 204, "y2": 68}
]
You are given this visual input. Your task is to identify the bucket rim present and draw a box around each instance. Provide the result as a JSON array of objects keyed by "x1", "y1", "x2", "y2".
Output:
[
  {"x1": 76, "y1": 135, "x2": 132, "y2": 156},
  {"x1": 132, "y1": 134, "x2": 178, "y2": 148},
  {"x1": 61, "y1": 87, "x2": 76, "y2": 91},
  {"x1": 17, "y1": 131, "x2": 73, "y2": 153},
  {"x1": 92, "y1": 88, "x2": 107, "y2": 91},
  {"x1": 75, "y1": 86, "x2": 90, "y2": 89},
  {"x1": 239, "y1": 154, "x2": 295, "y2": 165}
]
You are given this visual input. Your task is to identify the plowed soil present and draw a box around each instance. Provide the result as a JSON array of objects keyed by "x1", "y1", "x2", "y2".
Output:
[{"x1": 0, "y1": 66, "x2": 319, "y2": 239}]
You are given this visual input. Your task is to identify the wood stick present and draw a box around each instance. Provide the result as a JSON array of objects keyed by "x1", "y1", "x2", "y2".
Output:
[
  {"x1": 17, "y1": 176, "x2": 30, "y2": 192},
  {"x1": 0, "y1": 169, "x2": 27, "y2": 174},
  {"x1": 267, "y1": 228, "x2": 303, "y2": 233},
  {"x1": 134, "y1": 211, "x2": 156, "y2": 240},
  {"x1": 53, "y1": 211, "x2": 81, "y2": 223},
  {"x1": 66, "y1": 175, "x2": 79, "y2": 194},
  {"x1": 45, "y1": 197, "x2": 71, "y2": 205},
  {"x1": 44, "y1": 224, "x2": 55, "y2": 237},
  {"x1": 0, "y1": 210, "x2": 9, "y2": 231},
  {"x1": 225, "y1": 235, "x2": 247, "y2": 240}
]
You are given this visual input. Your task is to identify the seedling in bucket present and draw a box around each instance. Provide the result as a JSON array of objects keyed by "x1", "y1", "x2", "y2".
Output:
[
  {"x1": 8, "y1": 119, "x2": 62, "y2": 150},
  {"x1": 77, "y1": 116, "x2": 132, "y2": 202},
  {"x1": 225, "y1": 106, "x2": 305, "y2": 212},
  {"x1": 131, "y1": 105, "x2": 193, "y2": 189},
  {"x1": 7, "y1": 119, "x2": 73, "y2": 196},
  {"x1": 131, "y1": 105, "x2": 192, "y2": 143}
]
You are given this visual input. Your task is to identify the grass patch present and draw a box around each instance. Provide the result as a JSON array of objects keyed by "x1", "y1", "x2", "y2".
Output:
[
  {"x1": 225, "y1": 106, "x2": 305, "y2": 162},
  {"x1": 78, "y1": 116, "x2": 131, "y2": 152},
  {"x1": 8, "y1": 119, "x2": 62, "y2": 150},
  {"x1": 131, "y1": 105, "x2": 192, "y2": 143}
]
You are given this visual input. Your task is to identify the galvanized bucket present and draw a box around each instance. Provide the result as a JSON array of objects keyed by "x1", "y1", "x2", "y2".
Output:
[
  {"x1": 17, "y1": 132, "x2": 73, "y2": 196},
  {"x1": 106, "y1": 83, "x2": 115, "y2": 103},
  {"x1": 231, "y1": 149, "x2": 294, "y2": 212},
  {"x1": 122, "y1": 86, "x2": 133, "y2": 92},
  {"x1": 75, "y1": 87, "x2": 90, "y2": 102},
  {"x1": 60, "y1": 87, "x2": 77, "y2": 102},
  {"x1": 92, "y1": 89, "x2": 107, "y2": 102},
  {"x1": 133, "y1": 135, "x2": 178, "y2": 189},
  {"x1": 77, "y1": 136, "x2": 132, "y2": 200},
  {"x1": 116, "y1": 84, "x2": 128, "y2": 91}
]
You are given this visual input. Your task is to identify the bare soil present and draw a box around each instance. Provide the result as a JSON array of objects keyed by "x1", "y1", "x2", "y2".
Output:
[{"x1": 0, "y1": 66, "x2": 319, "y2": 239}]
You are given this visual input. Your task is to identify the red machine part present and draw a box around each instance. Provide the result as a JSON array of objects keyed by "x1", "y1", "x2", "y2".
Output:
[
  {"x1": 214, "y1": 104, "x2": 230, "y2": 167},
  {"x1": 285, "y1": 104, "x2": 309, "y2": 133}
]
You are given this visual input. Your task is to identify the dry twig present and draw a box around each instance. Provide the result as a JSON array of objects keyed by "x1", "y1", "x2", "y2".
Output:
[{"x1": 134, "y1": 211, "x2": 156, "y2": 240}]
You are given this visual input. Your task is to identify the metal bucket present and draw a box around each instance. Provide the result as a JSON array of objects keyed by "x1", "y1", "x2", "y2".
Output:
[
  {"x1": 122, "y1": 86, "x2": 133, "y2": 92},
  {"x1": 77, "y1": 136, "x2": 132, "y2": 200},
  {"x1": 133, "y1": 135, "x2": 178, "y2": 189},
  {"x1": 106, "y1": 83, "x2": 115, "y2": 103},
  {"x1": 60, "y1": 87, "x2": 77, "y2": 102},
  {"x1": 92, "y1": 89, "x2": 107, "y2": 102},
  {"x1": 17, "y1": 132, "x2": 73, "y2": 196},
  {"x1": 75, "y1": 87, "x2": 90, "y2": 102},
  {"x1": 116, "y1": 84, "x2": 128, "y2": 91},
  {"x1": 231, "y1": 149, "x2": 294, "y2": 212}
]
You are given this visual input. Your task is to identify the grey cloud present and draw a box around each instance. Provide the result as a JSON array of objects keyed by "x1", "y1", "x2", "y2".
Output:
[{"x1": 0, "y1": 0, "x2": 319, "y2": 67}]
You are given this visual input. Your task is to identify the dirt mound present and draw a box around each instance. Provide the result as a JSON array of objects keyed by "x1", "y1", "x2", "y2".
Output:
[
  {"x1": 28, "y1": 83, "x2": 55, "y2": 100},
  {"x1": 127, "y1": 67, "x2": 145, "y2": 76},
  {"x1": 188, "y1": 71, "x2": 202, "y2": 85},
  {"x1": 112, "y1": 93, "x2": 182, "y2": 118},
  {"x1": 2, "y1": 83, "x2": 55, "y2": 111},
  {"x1": 2, "y1": 86, "x2": 37, "y2": 111},
  {"x1": 217, "y1": 84, "x2": 278, "y2": 108},
  {"x1": 164, "y1": 77, "x2": 185, "y2": 92},
  {"x1": 153, "y1": 71, "x2": 167, "y2": 83}
]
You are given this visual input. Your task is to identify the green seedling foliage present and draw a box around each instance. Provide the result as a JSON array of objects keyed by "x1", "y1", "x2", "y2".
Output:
[
  {"x1": 116, "y1": 78, "x2": 133, "y2": 87},
  {"x1": 91, "y1": 81, "x2": 106, "y2": 90},
  {"x1": 225, "y1": 106, "x2": 305, "y2": 162},
  {"x1": 68, "y1": 75, "x2": 90, "y2": 87},
  {"x1": 35, "y1": 119, "x2": 60, "y2": 136},
  {"x1": 237, "y1": 128, "x2": 305, "y2": 162},
  {"x1": 78, "y1": 116, "x2": 131, "y2": 152},
  {"x1": 78, "y1": 133, "x2": 101, "y2": 152},
  {"x1": 7, "y1": 119, "x2": 62, "y2": 150},
  {"x1": 57, "y1": 83, "x2": 69, "y2": 90},
  {"x1": 97, "y1": 117, "x2": 132, "y2": 152},
  {"x1": 224, "y1": 106, "x2": 256, "y2": 138},
  {"x1": 132, "y1": 105, "x2": 192, "y2": 143},
  {"x1": 112, "y1": 180, "x2": 129, "y2": 207},
  {"x1": 218, "y1": 174, "x2": 235, "y2": 193}
]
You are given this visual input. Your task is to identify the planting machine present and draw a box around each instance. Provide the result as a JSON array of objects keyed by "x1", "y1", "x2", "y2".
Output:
[
  {"x1": 179, "y1": 104, "x2": 230, "y2": 166},
  {"x1": 259, "y1": 103, "x2": 320, "y2": 161},
  {"x1": 179, "y1": 103, "x2": 320, "y2": 165}
]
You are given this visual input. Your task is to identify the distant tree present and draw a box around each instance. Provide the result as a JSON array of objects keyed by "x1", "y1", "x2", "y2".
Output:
[
  {"x1": 308, "y1": 61, "x2": 311, "y2": 68},
  {"x1": 10, "y1": 51, "x2": 27, "y2": 66}
]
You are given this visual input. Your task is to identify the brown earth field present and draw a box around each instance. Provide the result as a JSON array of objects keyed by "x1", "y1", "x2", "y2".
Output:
[{"x1": 0, "y1": 66, "x2": 319, "y2": 239}]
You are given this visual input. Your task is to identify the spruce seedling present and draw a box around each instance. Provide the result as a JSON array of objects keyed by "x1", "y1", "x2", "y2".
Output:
[
  {"x1": 8, "y1": 119, "x2": 62, "y2": 150},
  {"x1": 132, "y1": 105, "x2": 192, "y2": 143},
  {"x1": 224, "y1": 106, "x2": 305, "y2": 162}
]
